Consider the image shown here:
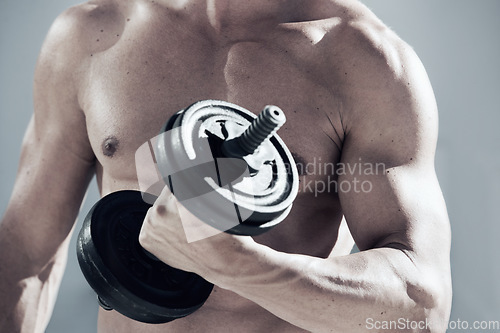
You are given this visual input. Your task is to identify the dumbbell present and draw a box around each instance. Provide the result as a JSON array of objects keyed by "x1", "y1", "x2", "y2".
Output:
[{"x1": 76, "y1": 100, "x2": 299, "y2": 324}]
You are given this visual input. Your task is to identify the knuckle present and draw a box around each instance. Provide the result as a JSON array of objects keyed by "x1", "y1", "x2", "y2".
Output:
[
  {"x1": 155, "y1": 203, "x2": 168, "y2": 216},
  {"x1": 138, "y1": 226, "x2": 151, "y2": 248},
  {"x1": 138, "y1": 231, "x2": 147, "y2": 246}
]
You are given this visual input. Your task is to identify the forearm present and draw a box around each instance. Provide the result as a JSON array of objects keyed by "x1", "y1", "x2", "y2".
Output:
[
  {"x1": 140, "y1": 188, "x2": 450, "y2": 332},
  {"x1": 0, "y1": 221, "x2": 69, "y2": 333},
  {"x1": 201, "y1": 239, "x2": 446, "y2": 333},
  {"x1": 0, "y1": 251, "x2": 67, "y2": 333}
]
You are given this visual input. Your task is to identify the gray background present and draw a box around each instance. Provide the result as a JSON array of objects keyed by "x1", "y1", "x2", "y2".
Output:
[{"x1": 1, "y1": 1, "x2": 499, "y2": 332}]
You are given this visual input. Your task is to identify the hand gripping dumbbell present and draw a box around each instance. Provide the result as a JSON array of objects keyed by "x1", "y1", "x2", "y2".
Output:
[{"x1": 76, "y1": 100, "x2": 299, "y2": 324}]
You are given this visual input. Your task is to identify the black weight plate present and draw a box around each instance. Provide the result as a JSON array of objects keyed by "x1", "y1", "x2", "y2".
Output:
[{"x1": 77, "y1": 190, "x2": 214, "y2": 323}]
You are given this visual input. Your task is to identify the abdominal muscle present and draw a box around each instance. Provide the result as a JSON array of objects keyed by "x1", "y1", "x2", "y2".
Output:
[{"x1": 97, "y1": 287, "x2": 310, "y2": 333}]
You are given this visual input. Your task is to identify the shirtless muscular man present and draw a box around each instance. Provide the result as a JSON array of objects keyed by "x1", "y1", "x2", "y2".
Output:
[{"x1": 0, "y1": 0, "x2": 452, "y2": 332}]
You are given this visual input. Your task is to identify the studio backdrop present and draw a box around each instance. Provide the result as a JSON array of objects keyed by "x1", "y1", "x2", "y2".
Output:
[{"x1": 1, "y1": 1, "x2": 499, "y2": 332}]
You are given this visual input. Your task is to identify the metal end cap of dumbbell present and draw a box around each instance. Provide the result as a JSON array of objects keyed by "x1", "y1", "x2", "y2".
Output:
[{"x1": 221, "y1": 105, "x2": 286, "y2": 159}]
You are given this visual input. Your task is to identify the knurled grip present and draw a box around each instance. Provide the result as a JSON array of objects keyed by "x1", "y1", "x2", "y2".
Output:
[{"x1": 223, "y1": 105, "x2": 286, "y2": 157}]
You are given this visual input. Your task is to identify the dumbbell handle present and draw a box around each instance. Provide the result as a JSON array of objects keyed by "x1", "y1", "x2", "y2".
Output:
[{"x1": 222, "y1": 105, "x2": 286, "y2": 158}]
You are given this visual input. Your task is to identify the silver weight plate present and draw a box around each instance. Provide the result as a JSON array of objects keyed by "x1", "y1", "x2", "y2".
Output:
[{"x1": 155, "y1": 100, "x2": 299, "y2": 236}]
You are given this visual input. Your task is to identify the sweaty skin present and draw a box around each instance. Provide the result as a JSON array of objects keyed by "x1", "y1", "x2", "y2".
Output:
[{"x1": 0, "y1": 0, "x2": 452, "y2": 332}]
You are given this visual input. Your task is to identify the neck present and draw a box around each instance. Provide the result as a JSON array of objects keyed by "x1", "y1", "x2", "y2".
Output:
[{"x1": 157, "y1": 0, "x2": 296, "y2": 37}]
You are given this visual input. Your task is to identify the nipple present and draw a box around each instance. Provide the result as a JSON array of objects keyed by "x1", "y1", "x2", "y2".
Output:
[{"x1": 102, "y1": 136, "x2": 119, "y2": 157}]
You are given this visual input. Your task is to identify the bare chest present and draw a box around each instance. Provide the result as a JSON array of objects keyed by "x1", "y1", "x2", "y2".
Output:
[
  {"x1": 84, "y1": 37, "x2": 343, "y2": 162},
  {"x1": 81, "y1": 27, "x2": 346, "y2": 255}
]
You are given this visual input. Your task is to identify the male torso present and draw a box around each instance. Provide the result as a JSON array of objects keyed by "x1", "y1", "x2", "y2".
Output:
[{"x1": 74, "y1": 0, "x2": 377, "y2": 331}]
